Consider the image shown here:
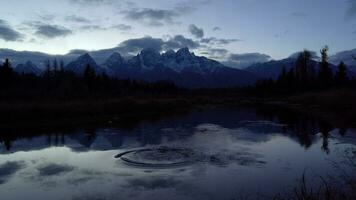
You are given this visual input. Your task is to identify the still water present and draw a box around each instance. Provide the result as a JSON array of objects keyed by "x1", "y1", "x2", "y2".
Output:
[{"x1": 0, "y1": 107, "x2": 355, "y2": 200}]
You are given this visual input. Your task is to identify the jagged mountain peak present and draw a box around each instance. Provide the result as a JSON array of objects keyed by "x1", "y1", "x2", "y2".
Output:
[
  {"x1": 164, "y1": 49, "x2": 175, "y2": 55},
  {"x1": 176, "y1": 47, "x2": 192, "y2": 57},
  {"x1": 140, "y1": 48, "x2": 160, "y2": 55},
  {"x1": 106, "y1": 52, "x2": 124, "y2": 63},
  {"x1": 77, "y1": 53, "x2": 94, "y2": 61},
  {"x1": 14, "y1": 61, "x2": 42, "y2": 75},
  {"x1": 66, "y1": 53, "x2": 102, "y2": 74}
]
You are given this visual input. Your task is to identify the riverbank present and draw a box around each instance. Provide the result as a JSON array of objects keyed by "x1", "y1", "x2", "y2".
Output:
[{"x1": 0, "y1": 89, "x2": 355, "y2": 131}]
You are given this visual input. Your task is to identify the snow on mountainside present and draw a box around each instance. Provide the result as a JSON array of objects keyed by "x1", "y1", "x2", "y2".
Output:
[
  {"x1": 329, "y1": 49, "x2": 356, "y2": 72},
  {"x1": 245, "y1": 53, "x2": 355, "y2": 80},
  {"x1": 14, "y1": 61, "x2": 42, "y2": 75},
  {"x1": 83, "y1": 47, "x2": 257, "y2": 88},
  {"x1": 66, "y1": 53, "x2": 104, "y2": 74}
]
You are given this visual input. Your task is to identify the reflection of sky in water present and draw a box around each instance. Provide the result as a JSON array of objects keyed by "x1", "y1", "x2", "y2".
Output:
[{"x1": 0, "y1": 108, "x2": 355, "y2": 200}]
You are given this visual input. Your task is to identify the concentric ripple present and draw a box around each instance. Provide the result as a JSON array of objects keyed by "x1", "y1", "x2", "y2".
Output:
[
  {"x1": 115, "y1": 147, "x2": 199, "y2": 168},
  {"x1": 116, "y1": 146, "x2": 266, "y2": 168}
]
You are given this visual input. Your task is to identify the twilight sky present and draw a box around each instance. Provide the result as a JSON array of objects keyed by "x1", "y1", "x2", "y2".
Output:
[{"x1": 0, "y1": 0, "x2": 356, "y2": 64}]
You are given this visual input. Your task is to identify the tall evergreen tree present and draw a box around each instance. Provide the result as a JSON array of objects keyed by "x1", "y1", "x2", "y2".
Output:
[
  {"x1": 295, "y1": 50, "x2": 312, "y2": 89},
  {"x1": 335, "y1": 61, "x2": 348, "y2": 86},
  {"x1": 84, "y1": 64, "x2": 96, "y2": 91},
  {"x1": 53, "y1": 59, "x2": 58, "y2": 73},
  {"x1": 59, "y1": 60, "x2": 65, "y2": 72},
  {"x1": 318, "y1": 46, "x2": 333, "y2": 88},
  {"x1": 0, "y1": 58, "x2": 14, "y2": 88}
]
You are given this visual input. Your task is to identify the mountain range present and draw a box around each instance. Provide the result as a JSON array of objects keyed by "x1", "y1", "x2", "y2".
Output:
[{"x1": 1, "y1": 47, "x2": 356, "y2": 88}]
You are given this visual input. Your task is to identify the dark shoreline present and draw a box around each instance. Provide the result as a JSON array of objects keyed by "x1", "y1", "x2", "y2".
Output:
[{"x1": 0, "y1": 89, "x2": 355, "y2": 133}]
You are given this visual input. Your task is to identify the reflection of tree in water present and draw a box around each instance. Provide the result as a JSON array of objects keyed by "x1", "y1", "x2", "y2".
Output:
[
  {"x1": 255, "y1": 106, "x2": 346, "y2": 153},
  {"x1": 319, "y1": 121, "x2": 333, "y2": 154},
  {"x1": 47, "y1": 133, "x2": 66, "y2": 147},
  {"x1": 0, "y1": 107, "x2": 351, "y2": 153}
]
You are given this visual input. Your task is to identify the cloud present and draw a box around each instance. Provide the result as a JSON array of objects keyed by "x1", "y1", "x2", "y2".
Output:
[
  {"x1": 290, "y1": 12, "x2": 307, "y2": 17},
  {"x1": 65, "y1": 15, "x2": 91, "y2": 23},
  {"x1": 35, "y1": 25, "x2": 73, "y2": 38},
  {"x1": 0, "y1": 19, "x2": 24, "y2": 41},
  {"x1": 201, "y1": 48, "x2": 229, "y2": 60},
  {"x1": 123, "y1": 8, "x2": 181, "y2": 26},
  {"x1": 346, "y1": 0, "x2": 356, "y2": 20},
  {"x1": 121, "y1": 1, "x2": 207, "y2": 26},
  {"x1": 38, "y1": 14, "x2": 56, "y2": 22},
  {"x1": 0, "y1": 161, "x2": 26, "y2": 184},
  {"x1": 213, "y1": 26, "x2": 221, "y2": 31},
  {"x1": 117, "y1": 36, "x2": 165, "y2": 54},
  {"x1": 79, "y1": 25, "x2": 107, "y2": 31},
  {"x1": 223, "y1": 53, "x2": 271, "y2": 69},
  {"x1": 200, "y1": 37, "x2": 242, "y2": 45},
  {"x1": 112, "y1": 24, "x2": 132, "y2": 31},
  {"x1": 116, "y1": 35, "x2": 200, "y2": 55},
  {"x1": 37, "y1": 163, "x2": 75, "y2": 176},
  {"x1": 164, "y1": 35, "x2": 200, "y2": 50},
  {"x1": 189, "y1": 24, "x2": 204, "y2": 38}
]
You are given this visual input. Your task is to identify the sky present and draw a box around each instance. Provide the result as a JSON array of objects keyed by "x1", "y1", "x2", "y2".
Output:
[{"x1": 0, "y1": 0, "x2": 356, "y2": 65}]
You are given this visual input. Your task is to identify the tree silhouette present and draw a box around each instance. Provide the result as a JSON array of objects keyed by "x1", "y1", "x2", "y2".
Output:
[
  {"x1": 84, "y1": 64, "x2": 96, "y2": 91},
  {"x1": 295, "y1": 50, "x2": 312, "y2": 89},
  {"x1": 53, "y1": 58, "x2": 58, "y2": 73},
  {"x1": 0, "y1": 58, "x2": 14, "y2": 89},
  {"x1": 335, "y1": 61, "x2": 348, "y2": 86},
  {"x1": 318, "y1": 46, "x2": 333, "y2": 88}
]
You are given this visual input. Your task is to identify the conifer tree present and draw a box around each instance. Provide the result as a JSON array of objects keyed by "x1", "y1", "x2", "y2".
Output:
[
  {"x1": 318, "y1": 46, "x2": 333, "y2": 88},
  {"x1": 335, "y1": 61, "x2": 348, "y2": 86}
]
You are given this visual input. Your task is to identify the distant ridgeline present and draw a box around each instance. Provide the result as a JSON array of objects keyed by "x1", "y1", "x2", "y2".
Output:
[
  {"x1": 2, "y1": 47, "x2": 257, "y2": 89},
  {"x1": 251, "y1": 46, "x2": 356, "y2": 95},
  {"x1": 0, "y1": 46, "x2": 356, "y2": 97}
]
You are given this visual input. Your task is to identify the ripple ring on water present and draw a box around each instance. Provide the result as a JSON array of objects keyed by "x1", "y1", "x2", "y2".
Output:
[{"x1": 115, "y1": 147, "x2": 197, "y2": 168}]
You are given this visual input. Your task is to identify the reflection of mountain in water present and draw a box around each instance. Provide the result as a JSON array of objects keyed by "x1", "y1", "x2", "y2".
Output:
[{"x1": 0, "y1": 108, "x2": 353, "y2": 153}]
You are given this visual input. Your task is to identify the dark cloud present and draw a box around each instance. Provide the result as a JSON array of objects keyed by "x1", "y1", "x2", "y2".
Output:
[
  {"x1": 35, "y1": 25, "x2": 73, "y2": 38},
  {"x1": 116, "y1": 35, "x2": 200, "y2": 55},
  {"x1": 68, "y1": 49, "x2": 90, "y2": 55},
  {"x1": 65, "y1": 15, "x2": 91, "y2": 23},
  {"x1": 79, "y1": 25, "x2": 107, "y2": 31},
  {"x1": 121, "y1": 0, "x2": 209, "y2": 26},
  {"x1": 37, "y1": 163, "x2": 75, "y2": 176},
  {"x1": 164, "y1": 35, "x2": 200, "y2": 50},
  {"x1": 189, "y1": 24, "x2": 204, "y2": 38},
  {"x1": 290, "y1": 12, "x2": 307, "y2": 17},
  {"x1": 213, "y1": 26, "x2": 221, "y2": 31},
  {"x1": 346, "y1": 0, "x2": 356, "y2": 20},
  {"x1": 201, "y1": 37, "x2": 242, "y2": 45},
  {"x1": 223, "y1": 53, "x2": 271, "y2": 69},
  {"x1": 117, "y1": 36, "x2": 165, "y2": 54},
  {"x1": 0, "y1": 19, "x2": 24, "y2": 41},
  {"x1": 123, "y1": 8, "x2": 181, "y2": 26},
  {"x1": 0, "y1": 161, "x2": 26, "y2": 184},
  {"x1": 112, "y1": 24, "x2": 132, "y2": 31}
]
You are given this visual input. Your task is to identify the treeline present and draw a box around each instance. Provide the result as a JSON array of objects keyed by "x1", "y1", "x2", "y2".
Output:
[
  {"x1": 0, "y1": 59, "x2": 180, "y2": 100},
  {"x1": 253, "y1": 46, "x2": 356, "y2": 96}
]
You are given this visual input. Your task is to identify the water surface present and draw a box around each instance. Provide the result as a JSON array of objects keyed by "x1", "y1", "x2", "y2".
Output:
[{"x1": 0, "y1": 107, "x2": 355, "y2": 200}]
